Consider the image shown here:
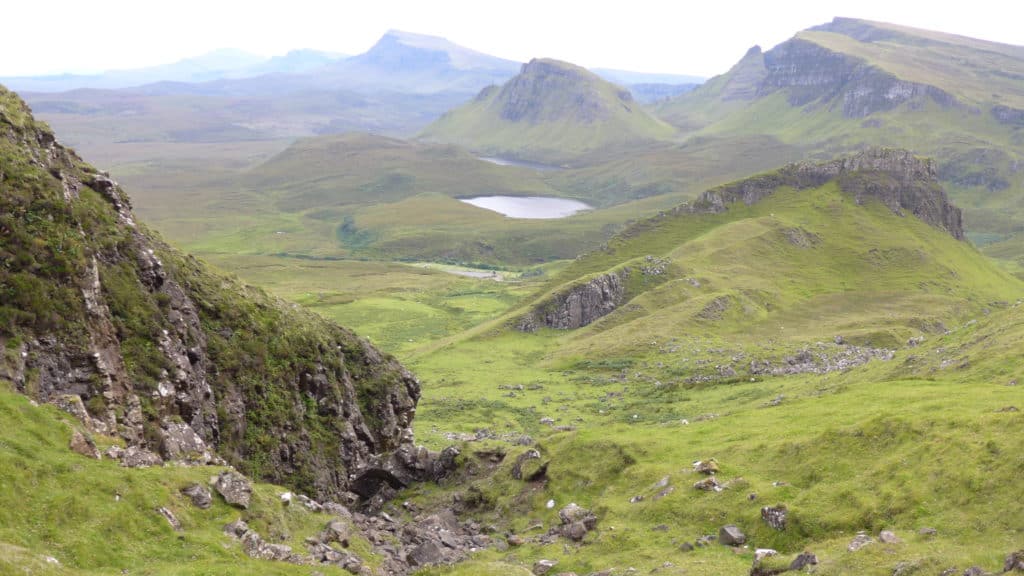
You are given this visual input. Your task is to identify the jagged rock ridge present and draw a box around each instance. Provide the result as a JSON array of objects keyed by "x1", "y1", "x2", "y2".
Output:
[
  {"x1": 0, "y1": 85, "x2": 425, "y2": 501},
  {"x1": 691, "y1": 148, "x2": 964, "y2": 240}
]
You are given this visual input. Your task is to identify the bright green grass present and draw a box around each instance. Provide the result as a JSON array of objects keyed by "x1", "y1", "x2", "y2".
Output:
[
  {"x1": 399, "y1": 304, "x2": 1024, "y2": 575},
  {"x1": 0, "y1": 383, "x2": 374, "y2": 576}
]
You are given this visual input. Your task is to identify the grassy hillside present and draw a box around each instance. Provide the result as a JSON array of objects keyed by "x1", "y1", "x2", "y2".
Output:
[
  {"x1": 421, "y1": 58, "x2": 675, "y2": 164},
  {"x1": 388, "y1": 156, "x2": 1024, "y2": 575},
  {"x1": 0, "y1": 385, "x2": 377, "y2": 576},
  {"x1": 656, "y1": 18, "x2": 1024, "y2": 256}
]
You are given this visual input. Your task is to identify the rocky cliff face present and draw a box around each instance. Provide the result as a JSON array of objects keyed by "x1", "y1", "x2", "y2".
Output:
[
  {"x1": 497, "y1": 58, "x2": 633, "y2": 124},
  {"x1": 691, "y1": 148, "x2": 964, "y2": 240},
  {"x1": 0, "y1": 86, "x2": 421, "y2": 500},
  {"x1": 517, "y1": 272, "x2": 627, "y2": 331},
  {"x1": 733, "y1": 37, "x2": 958, "y2": 117}
]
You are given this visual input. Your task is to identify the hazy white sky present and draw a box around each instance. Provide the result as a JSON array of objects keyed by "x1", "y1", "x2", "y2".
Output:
[{"x1": 1, "y1": 0, "x2": 1019, "y2": 78}]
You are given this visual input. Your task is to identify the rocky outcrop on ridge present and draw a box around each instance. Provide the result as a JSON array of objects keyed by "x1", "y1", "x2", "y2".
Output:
[{"x1": 691, "y1": 148, "x2": 964, "y2": 240}]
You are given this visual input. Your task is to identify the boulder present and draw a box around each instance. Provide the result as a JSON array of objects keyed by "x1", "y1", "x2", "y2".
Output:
[
  {"x1": 1006, "y1": 550, "x2": 1024, "y2": 572},
  {"x1": 158, "y1": 421, "x2": 211, "y2": 463},
  {"x1": 557, "y1": 503, "x2": 597, "y2": 541},
  {"x1": 406, "y1": 540, "x2": 445, "y2": 567},
  {"x1": 962, "y1": 568, "x2": 986, "y2": 576},
  {"x1": 181, "y1": 483, "x2": 212, "y2": 509},
  {"x1": 761, "y1": 505, "x2": 787, "y2": 530},
  {"x1": 104, "y1": 445, "x2": 125, "y2": 460},
  {"x1": 879, "y1": 529, "x2": 901, "y2": 544},
  {"x1": 214, "y1": 470, "x2": 253, "y2": 509},
  {"x1": 719, "y1": 524, "x2": 746, "y2": 546},
  {"x1": 321, "y1": 520, "x2": 351, "y2": 547},
  {"x1": 789, "y1": 552, "x2": 818, "y2": 570},
  {"x1": 694, "y1": 477, "x2": 723, "y2": 491},
  {"x1": 69, "y1": 429, "x2": 100, "y2": 459},
  {"x1": 121, "y1": 446, "x2": 163, "y2": 468},
  {"x1": 847, "y1": 532, "x2": 873, "y2": 552},
  {"x1": 693, "y1": 459, "x2": 720, "y2": 474}
]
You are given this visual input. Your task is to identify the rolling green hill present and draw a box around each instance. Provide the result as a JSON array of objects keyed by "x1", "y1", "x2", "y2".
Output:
[
  {"x1": 657, "y1": 17, "x2": 1024, "y2": 258},
  {"x1": 397, "y1": 149, "x2": 1024, "y2": 575},
  {"x1": 421, "y1": 58, "x2": 676, "y2": 164}
]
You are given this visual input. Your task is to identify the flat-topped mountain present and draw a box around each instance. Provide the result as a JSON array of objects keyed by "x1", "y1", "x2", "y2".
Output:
[{"x1": 422, "y1": 58, "x2": 675, "y2": 163}]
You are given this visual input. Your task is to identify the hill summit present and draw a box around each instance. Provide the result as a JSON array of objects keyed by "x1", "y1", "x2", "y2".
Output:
[{"x1": 421, "y1": 58, "x2": 674, "y2": 163}]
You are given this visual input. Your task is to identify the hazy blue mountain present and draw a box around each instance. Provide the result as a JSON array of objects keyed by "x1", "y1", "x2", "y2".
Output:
[
  {"x1": 309, "y1": 30, "x2": 522, "y2": 93},
  {"x1": 1, "y1": 48, "x2": 268, "y2": 92},
  {"x1": 591, "y1": 67, "x2": 705, "y2": 86}
]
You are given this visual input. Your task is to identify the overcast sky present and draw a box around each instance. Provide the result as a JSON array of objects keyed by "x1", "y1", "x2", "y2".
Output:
[{"x1": 1, "y1": 0, "x2": 1019, "y2": 78}]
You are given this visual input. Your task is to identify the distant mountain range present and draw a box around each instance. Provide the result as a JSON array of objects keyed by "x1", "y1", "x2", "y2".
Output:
[
  {"x1": 0, "y1": 48, "x2": 346, "y2": 92},
  {"x1": 3, "y1": 30, "x2": 700, "y2": 97}
]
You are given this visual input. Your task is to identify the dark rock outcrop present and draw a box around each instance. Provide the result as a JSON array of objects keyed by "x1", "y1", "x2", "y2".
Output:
[
  {"x1": 992, "y1": 105, "x2": 1024, "y2": 126},
  {"x1": 759, "y1": 38, "x2": 958, "y2": 117},
  {"x1": 691, "y1": 148, "x2": 964, "y2": 240},
  {"x1": 181, "y1": 483, "x2": 213, "y2": 509},
  {"x1": 517, "y1": 271, "x2": 626, "y2": 331},
  {"x1": 0, "y1": 85, "x2": 427, "y2": 502},
  {"x1": 214, "y1": 470, "x2": 253, "y2": 509}
]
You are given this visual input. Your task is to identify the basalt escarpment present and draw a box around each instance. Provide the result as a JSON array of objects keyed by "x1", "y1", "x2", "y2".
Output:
[
  {"x1": 690, "y1": 148, "x2": 964, "y2": 240},
  {"x1": 754, "y1": 38, "x2": 959, "y2": 117},
  {"x1": 517, "y1": 271, "x2": 626, "y2": 331},
  {"x1": 0, "y1": 85, "x2": 422, "y2": 501}
]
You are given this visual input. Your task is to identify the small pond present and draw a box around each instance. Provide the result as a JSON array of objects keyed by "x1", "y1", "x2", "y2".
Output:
[{"x1": 459, "y1": 196, "x2": 592, "y2": 219}]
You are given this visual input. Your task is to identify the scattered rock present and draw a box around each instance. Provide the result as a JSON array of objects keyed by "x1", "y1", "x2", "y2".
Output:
[
  {"x1": 719, "y1": 524, "x2": 746, "y2": 546},
  {"x1": 1006, "y1": 549, "x2": 1024, "y2": 572},
  {"x1": 879, "y1": 529, "x2": 901, "y2": 544},
  {"x1": 69, "y1": 429, "x2": 100, "y2": 459},
  {"x1": 962, "y1": 567, "x2": 986, "y2": 576},
  {"x1": 407, "y1": 540, "x2": 446, "y2": 567},
  {"x1": 693, "y1": 459, "x2": 719, "y2": 474},
  {"x1": 507, "y1": 534, "x2": 525, "y2": 547},
  {"x1": 280, "y1": 492, "x2": 293, "y2": 505},
  {"x1": 695, "y1": 534, "x2": 717, "y2": 547},
  {"x1": 917, "y1": 527, "x2": 937, "y2": 537},
  {"x1": 181, "y1": 483, "x2": 212, "y2": 509},
  {"x1": 847, "y1": 531, "x2": 874, "y2": 552},
  {"x1": 761, "y1": 505, "x2": 787, "y2": 531},
  {"x1": 789, "y1": 552, "x2": 818, "y2": 570},
  {"x1": 158, "y1": 421, "x2": 212, "y2": 463},
  {"x1": 755, "y1": 549, "x2": 778, "y2": 562},
  {"x1": 533, "y1": 559, "x2": 558, "y2": 575},
  {"x1": 557, "y1": 503, "x2": 597, "y2": 542},
  {"x1": 693, "y1": 477, "x2": 723, "y2": 492},
  {"x1": 680, "y1": 542, "x2": 694, "y2": 552},
  {"x1": 540, "y1": 417, "x2": 555, "y2": 425},
  {"x1": 157, "y1": 506, "x2": 182, "y2": 531},
  {"x1": 892, "y1": 560, "x2": 920, "y2": 576},
  {"x1": 121, "y1": 446, "x2": 163, "y2": 468},
  {"x1": 104, "y1": 445, "x2": 125, "y2": 460},
  {"x1": 320, "y1": 520, "x2": 351, "y2": 547},
  {"x1": 764, "y1": 395, "x2": 785, "y2": 407},
  {"x1": 996, "y1": 406, "x2": 1019, "y2": 413},
  {"x1": 213, "y1": 470, "x2": 253, "y2": 509}
]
